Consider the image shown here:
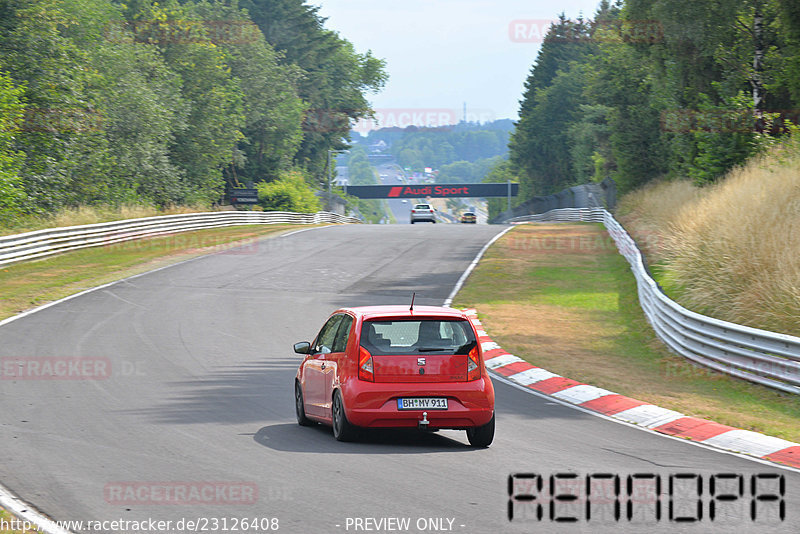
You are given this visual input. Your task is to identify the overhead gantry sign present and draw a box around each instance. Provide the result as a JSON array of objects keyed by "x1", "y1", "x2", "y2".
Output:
[{"x1": 345, "y1": 183, "x2": 519, "y2": 199}]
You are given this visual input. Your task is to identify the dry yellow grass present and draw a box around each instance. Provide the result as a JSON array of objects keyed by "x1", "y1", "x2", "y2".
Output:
[
  {"x1": 617, "y1": 180, "x2": 699, "y2": 261},
  {"x1": 618, "y1": 149, "x2": 800, "y2": 335},
  {"x1": 50, "y1": 204, "x2": 208, "y2": 227},
  {"x1": 1, "y1": 203, "x2": 223, "y2": 236}
]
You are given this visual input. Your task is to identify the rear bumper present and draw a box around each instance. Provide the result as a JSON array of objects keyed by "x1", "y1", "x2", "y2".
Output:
[{"x1": 341, "y1": 377, "x2": 495, "y2": 429}]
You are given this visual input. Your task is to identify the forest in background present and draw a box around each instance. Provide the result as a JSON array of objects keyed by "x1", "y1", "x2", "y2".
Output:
[
  {"x1": 0, "y1": 0, "x2": 386, "y2": 224},
  {"x1": 507, "y1": 0, "x2": 800, "y2": 202},
  {"x1": 356, "y1": 120, "x2": 512, "y2": 183}
]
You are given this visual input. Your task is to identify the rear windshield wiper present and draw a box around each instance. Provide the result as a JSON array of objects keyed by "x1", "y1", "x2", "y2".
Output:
[{"x1": 417, "y1": 347, "x2": 451, "y2": 352}]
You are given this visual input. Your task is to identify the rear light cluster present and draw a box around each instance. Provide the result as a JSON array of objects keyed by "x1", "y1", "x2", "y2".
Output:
[
  {"x1": 467, "y1": 346, "x2": 481, "y2": 381},
  {"x1": 358, "y1": 346, "x2": 374, "y2": 382}
]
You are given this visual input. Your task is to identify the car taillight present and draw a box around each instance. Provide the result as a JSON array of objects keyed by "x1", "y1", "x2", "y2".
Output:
[
  {"x1": 358, "y1": 346, "x2": 374, "y2": 382},
  {"x1": 467, "y1": 345, "x2": 481, "y2": 381}
]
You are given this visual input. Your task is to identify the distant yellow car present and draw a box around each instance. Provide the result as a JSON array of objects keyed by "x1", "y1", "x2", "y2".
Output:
[{"x1": 460, "y1": 212, "x2": 477, "y2": 224}]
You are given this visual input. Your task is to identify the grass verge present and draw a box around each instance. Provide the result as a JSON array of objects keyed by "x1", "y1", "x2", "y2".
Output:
[
  {"x1": 0, "y1": 204, "x2": 219, "y2": 236},
  {"x1": 453, "y1": 223, "x2": 800, "y2": 442},
  {"x1": 0, "y1": 224, "x2": 306, "y2": 322},
  {"x1": 0, "y1": 509, "x2": 37, "y2": 534}
]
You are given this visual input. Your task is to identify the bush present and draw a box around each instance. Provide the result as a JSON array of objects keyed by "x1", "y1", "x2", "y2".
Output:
[{"x1": 256, "y1": 170, "x2": 321, "y2": 213}]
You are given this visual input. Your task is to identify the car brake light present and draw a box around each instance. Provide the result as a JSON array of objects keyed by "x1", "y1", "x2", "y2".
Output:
[
  {"x1": 358, "y1": 346, "x2": 374, "y2": 382},
  {"x1": 467, "y1": 345, "x2": 481, "y2": 381}
]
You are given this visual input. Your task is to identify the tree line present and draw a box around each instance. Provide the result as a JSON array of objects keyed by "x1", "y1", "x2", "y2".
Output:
[
  {"x1": 0, "y1": 0, "x2": 386, "y2": 222},
  {"x1": 357, "y1": 120, "x2": 513, "y2": 187},
  {"x1": 508, "y1": 0, "x2": 800, "y2": 201},
  {"x1": 382, "y1": 120, "x2": 512, "y2": 170}
]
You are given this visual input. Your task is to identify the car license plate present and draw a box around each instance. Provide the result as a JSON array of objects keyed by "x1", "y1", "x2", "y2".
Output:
[{"x1": 397, "y1": 397, "x2": 448, "y2": 410}]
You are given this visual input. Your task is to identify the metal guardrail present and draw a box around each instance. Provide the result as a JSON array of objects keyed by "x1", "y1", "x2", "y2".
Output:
[
  {"x1": 489, "y1": 178, "x2": 616, "y2": 223},
  {"x1": 506, "y1": 207, "x2": 800, "y2": 395},
  {"x1": 0, "y1": 211, "x2": 360, "y2": 267}
]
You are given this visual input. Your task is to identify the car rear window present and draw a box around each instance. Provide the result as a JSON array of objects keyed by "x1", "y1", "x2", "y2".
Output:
[
  {"x1": 414, "y1": 204, "x2": 431, "y2": 209},
  {"x1": 360, "y1": 319, "x2": 476, "y2": 355}
]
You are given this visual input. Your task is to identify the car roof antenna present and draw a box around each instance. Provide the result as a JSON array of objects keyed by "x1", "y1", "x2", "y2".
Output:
[{"x1": 410, "y1": 292, "x2": 416, "y2": 311}]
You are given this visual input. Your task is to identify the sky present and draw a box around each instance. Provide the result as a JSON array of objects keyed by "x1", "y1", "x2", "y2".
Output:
[{"x1": 314, "y1": 0, "x2": 606, "y2": 131}]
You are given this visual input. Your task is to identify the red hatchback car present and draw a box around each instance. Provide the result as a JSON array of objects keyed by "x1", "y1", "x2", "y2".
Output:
[{"x1": 293, "y1": 306, "x2": 495, "y2": 447}]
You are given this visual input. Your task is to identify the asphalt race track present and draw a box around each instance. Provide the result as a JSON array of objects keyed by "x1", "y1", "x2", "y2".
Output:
[
  {"x1": 377, "y1": 163, "x2": 413, "y2": 224},
  {"x1": 1, "y1": 224, "x2": 797, "y2": 534}
]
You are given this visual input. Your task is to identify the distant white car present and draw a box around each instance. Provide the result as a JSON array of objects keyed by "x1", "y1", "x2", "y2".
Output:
[
  {"x1": 410, "y1": 203, "x2": 436, "y2": 224},
  {"x1": 401, "y1": 199, "x2": 408, "y2": 203}
]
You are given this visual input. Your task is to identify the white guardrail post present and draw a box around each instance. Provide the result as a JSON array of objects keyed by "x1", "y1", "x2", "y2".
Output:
[
  {"x1": 0, "y1": 211, "x2": 360, "y2": 268},
  {"x1": 506, "y1": 207, "x2": 800, "y2": 395}
]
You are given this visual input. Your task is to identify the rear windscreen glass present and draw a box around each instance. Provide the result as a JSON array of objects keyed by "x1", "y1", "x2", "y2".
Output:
[{"x1": 360, "y1": 319, "x2": 476, "y2": 355}]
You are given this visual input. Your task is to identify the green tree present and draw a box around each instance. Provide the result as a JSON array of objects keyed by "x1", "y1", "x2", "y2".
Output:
[
  {"x1": 190, "y1": 1, "x2": 305, "y2": 186},
  {"x1": 436, "y1": 157, "x2": 501, "y2": 184},
  {"x1": 256, "y1": 169, "x2": 320, "y2": 212},
  {"x1": 509, "y1": 15, "x2": 598, "y2": 198},
  {"x1": 240, "y1": 0, "x2": 387, "y2": 180},
  {"x1": 0, "y1": 69, "x2": 26, "y2": 220},
  {"x1": 586, "y1": 36, "x2": 668, "y2": 192},
  {"x1": 483, "y1": 159, "x2": 519, "y2": 221},
  {"x1": 0, "y1": 0, "x2": 114, "y2": 211},
  {"x1": 87, "y1": 40, "x2": 188, "y2": 205}
]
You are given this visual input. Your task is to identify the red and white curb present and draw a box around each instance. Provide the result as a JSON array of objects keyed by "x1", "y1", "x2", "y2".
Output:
[{"x1": 463, "y1": 309, "x2": 800, "y2": 470}]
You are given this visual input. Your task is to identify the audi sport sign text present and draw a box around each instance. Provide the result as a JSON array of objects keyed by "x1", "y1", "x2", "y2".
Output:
[{"x1": 345, "y1": 183, "x2": 519, "y2": 199}]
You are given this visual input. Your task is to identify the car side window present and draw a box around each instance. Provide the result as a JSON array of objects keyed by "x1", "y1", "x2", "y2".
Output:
[
  {"x1": 313, "y1": 315, "x2": 343, "y2": 354},
  {"x1": 331, "y1": 315, "x2": 354, "y2": 353}
]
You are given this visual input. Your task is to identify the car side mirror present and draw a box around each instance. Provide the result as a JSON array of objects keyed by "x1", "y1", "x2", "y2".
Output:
[{"x1": 294, "y1": 341, "x2": 311, "y2": 355}]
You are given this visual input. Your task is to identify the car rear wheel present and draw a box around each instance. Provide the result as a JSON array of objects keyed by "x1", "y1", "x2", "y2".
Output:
[
  {"x1": 295, "y1": 381, "x2": 312, "y2": 426},
  {"x1": 332, "y1": 390, "x2": 357, "y2": 442},
  {"x1": 466, "y1": 412, "x2": 494, "y2": 448}
]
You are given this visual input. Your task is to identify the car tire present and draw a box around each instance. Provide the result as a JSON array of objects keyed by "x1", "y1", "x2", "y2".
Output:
[
  {"x1": 466, "y1": 412, "x2": 494, "y2": 448},
  {"x1": 410, "y1": 220, "x2": 415, "y2": 224},
  {"x1": 332, "y1": 390, "x2": 357, "y2": 442},
  {"x1": 432, "y1": 220, "x2": 436, "y2": 224},
  {"x1": 295, "y1": 381, "x2": 312, "y2": 426}
]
